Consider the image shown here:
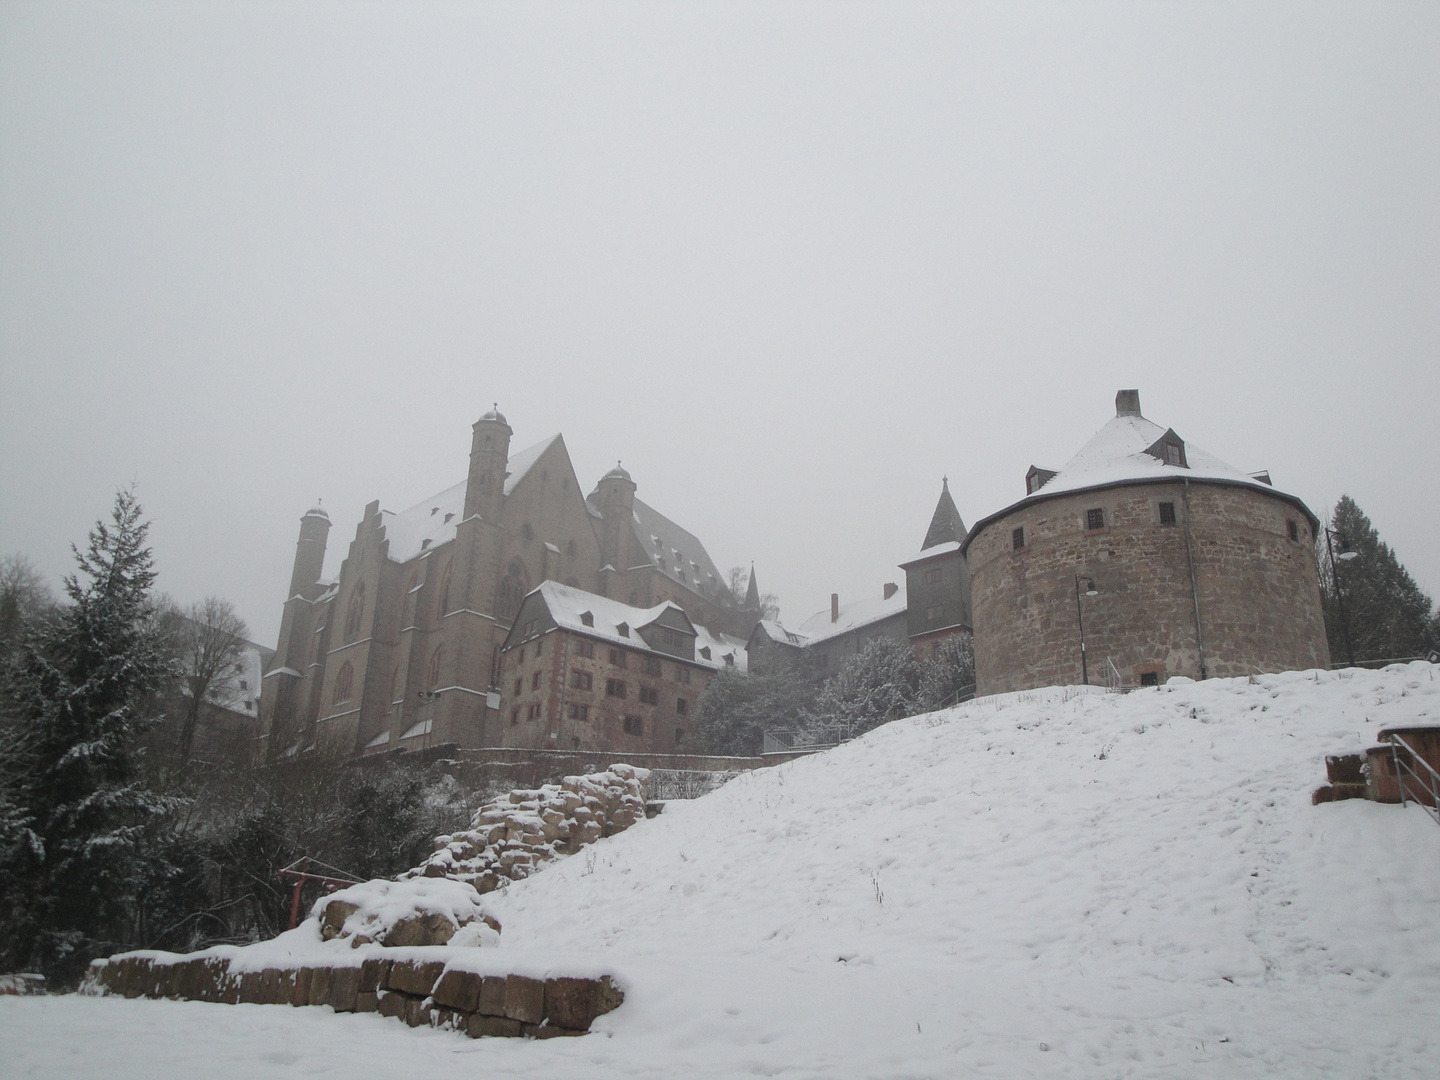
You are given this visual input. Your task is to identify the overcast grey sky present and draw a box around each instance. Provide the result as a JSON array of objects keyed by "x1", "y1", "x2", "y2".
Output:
[{"x1": 2, "y1": 1, "x2": 1437, "y2": 647}]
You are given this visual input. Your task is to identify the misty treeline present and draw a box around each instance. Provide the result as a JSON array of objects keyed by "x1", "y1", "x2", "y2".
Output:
[
  {"x1": 694, "y1": 635, "x2": 976, "y2": 757},
  {"x1": 1317, "y1": 496, "x2": 1440, "y2": 665},
  {"x1": 0, "y1": 491, "x2": 471, "y2": 987}
]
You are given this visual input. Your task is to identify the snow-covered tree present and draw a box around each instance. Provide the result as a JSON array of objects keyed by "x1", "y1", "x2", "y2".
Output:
[
  {"x1": 0, "y1": 489, "x2": 175, "y2": 981},
  {"x1": 807, "y1": 636, "x2": 925, "y2": 736},
  {"x1": 693, "y1": 649, "x2": 822, "y2": 756},
  {"x1": 1320, "y1": 496, "x2": 1439, "y2": 664},
  {"x1": 917, "y1": 634, "x2": 976, "y2": 713}
]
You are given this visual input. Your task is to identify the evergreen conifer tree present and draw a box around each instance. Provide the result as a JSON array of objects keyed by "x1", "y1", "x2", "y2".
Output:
[
  {"x1": 1320, "y1": 496, "x2": 1439, "y2": 664},
  {"x1": 0, "y1": 489, "x2": 174, "y2": 981}
]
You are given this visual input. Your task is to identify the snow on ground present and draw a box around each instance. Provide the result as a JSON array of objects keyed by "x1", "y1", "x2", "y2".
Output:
[{"x1": 5, "y1": 664, "x2": 1440, "y2": 1078}]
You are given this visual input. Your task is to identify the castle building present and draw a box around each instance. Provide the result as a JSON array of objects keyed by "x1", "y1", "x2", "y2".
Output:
[
  {"x1": 259, "y1": 408, "x2": 755, "y2": 757},
  {"x1": 498, "y1": 581, "x2": 747, "y2": 754},
  {"x1": 962, "y1": 390, "x2": 1330, "y2": 696},
  {"x1": 747, "y1": 480, "x2": 974, "y2": 670}
]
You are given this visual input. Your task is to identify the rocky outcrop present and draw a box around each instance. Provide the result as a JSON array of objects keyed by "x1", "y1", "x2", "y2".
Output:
[
  {"x1": 82, "y1": 952, "x2": 623, "y2": 1038},
  {"x1": 409, "y1": 764, "x2": 649, "y2": 893},
  {"x1": 313, "y1": 878, "x2": 500, "y2": 948}
]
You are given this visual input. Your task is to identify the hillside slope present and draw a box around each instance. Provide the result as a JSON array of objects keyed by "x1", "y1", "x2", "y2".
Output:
[{"x1": 4, "y1": 664, "x2": 1439, "y2": 1078}]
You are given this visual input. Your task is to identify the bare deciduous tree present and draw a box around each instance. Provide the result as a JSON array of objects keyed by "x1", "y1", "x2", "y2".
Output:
[{"x1": 166, "y1": 597, "x2": 250, "y2": 767}]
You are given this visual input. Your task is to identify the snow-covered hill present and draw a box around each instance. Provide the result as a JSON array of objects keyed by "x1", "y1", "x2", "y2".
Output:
[{"x1": 5, "y1": 664, "x2": 1439, "y2": 1078}]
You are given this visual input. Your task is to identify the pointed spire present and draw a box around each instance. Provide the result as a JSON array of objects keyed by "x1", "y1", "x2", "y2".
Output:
[
  {"x1": 922, "y1": 478, "x2": 968, "y2": 550},
  {"x1": 743, "y1": 563, "x2": 760, "y2": 610}
]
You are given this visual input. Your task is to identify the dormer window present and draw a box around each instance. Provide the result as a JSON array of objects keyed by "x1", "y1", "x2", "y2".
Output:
[
  {"x1": 444, "y1": 513, "x2": 454, "y2": 524},
  {"x1": 699, "y1": 646, "x2": 711, "y2": 660},
  {"x1": 1025, "y1": 466, "x2": 1057, "y2": 495},
  {"x1": 1144, "y1": 429, "x2": 1188, "y2": 468},
  {"x1": 617, "y1": 622, "x2": 630, "y2": 638},
  {"x1": 580, "y1": 611, "x2": 594, "y2": 627}
]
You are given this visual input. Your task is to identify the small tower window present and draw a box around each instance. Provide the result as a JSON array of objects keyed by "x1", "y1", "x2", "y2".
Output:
[
  {"x1": 1158, "y1": 502, "x2": 1176, "y2": 525},
  {"x1": 1288, "y1": 519, "x2": 1299, "y2": 542},
  {"x1": 1086, "y1": 508, "x2": 1105, "y2": 531},
  {"x1": 1012, "y1": 527, "x2": 1025, "y2": 550}
]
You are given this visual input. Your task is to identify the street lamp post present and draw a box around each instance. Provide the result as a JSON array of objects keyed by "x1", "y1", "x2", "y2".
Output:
[
  {"x1": 1324, "y1": 528, "x2": 1359, "y2": 667},
  {"x1": 1075, "y1": 575, "x2": 1098, "y2": 684}
]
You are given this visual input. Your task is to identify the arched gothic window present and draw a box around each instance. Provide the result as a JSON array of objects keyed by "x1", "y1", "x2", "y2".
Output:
[
  {"x1": 333, "y1": 661, "x2": 354, "y2": 705},
  {"x1": 437, "y1": 563, "x2": 452, "y2": 619},
  {"x1": 426, "y1": 647, "x2": 444, "y2": 692},
  {"x1": 344, "y1": 583, "x2": 366, "y2": 643},
  {"x1": 497, "y1": 559, "x2": 528, "y2": 620}
]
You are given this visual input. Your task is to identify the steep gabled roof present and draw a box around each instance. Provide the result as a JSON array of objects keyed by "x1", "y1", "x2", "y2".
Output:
[
  {"x1": 920, "y1": 478, "x2": 968, "y2": 552},
  {"x1": 503, "y1": 434, "x2": 562, "y2": 496},
  {"x1": 585, "y1": 491, "x2": 728, "y2": 599},
  {"x1": 518, "y1": 581, "x2": 746, "y2": 673}
]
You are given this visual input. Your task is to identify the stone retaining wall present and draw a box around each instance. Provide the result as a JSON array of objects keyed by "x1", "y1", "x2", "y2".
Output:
[{"x1": 84, "y1": 952, "x2": 622, "y2": 1039}]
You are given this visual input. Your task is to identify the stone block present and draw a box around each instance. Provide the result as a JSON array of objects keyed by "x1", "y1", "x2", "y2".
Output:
[
  {"x1": 355, "y1": 991, "x2": 379, "y2": 1013},
  {"x1": 327, "y1": 967, "x2": 360, "y2": 1012},
  {"x1": 318, "y1": 900, "x2": 359, "y2": 941},
  {"x1": 544, "y1": 976, "x2": 624, "y2": 1031},
  {"x1": 387, "y1": 959, "x2": 446, "y2": 998},
  {"x1": 292, "y1": 967, "x2": 314, "y2": 1005},
  {"x1": 257, "y1": 968, "x2": 283, "y2": 1004},
  {"x1": 307, "y1": 966, "x2": 332, "y2": 1006},
  {"x1": 358, "y1": 957, "x2": 389, "y2": 993},
  {"x1": 502, "y1": 974, "x2": 545, "y2": 1024},
  {"x1": 465, "y1": 1013, "x2": 524, "y2": 1039},
  {"x1": 377, "y1": 991, "x2": 412, "y2": 1021},
  {"x1": 238, "y1": 971, "x2": 263, "y2": 1004},
  {"x1": 1326, "y1": 754, "x2": 1365, "y2": 785},
  {"x1": 476, "y1": 975, "x2": 507, "y2": 1017},
  {"x1": 386, "y1": 912, "x2": 457, "y2": 948},
  {"x1": 432, "y1": 968, "x2": 482, "y2": 1013}
]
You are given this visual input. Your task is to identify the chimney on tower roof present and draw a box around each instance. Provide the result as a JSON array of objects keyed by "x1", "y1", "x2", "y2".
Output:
[{"x1": 1115, "y1": 389, "x2": 1142, "y2": 417}]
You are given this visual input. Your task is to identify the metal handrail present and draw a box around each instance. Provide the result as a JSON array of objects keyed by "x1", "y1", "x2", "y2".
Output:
[{"x1": 1388, "y1": 734, "x2": 1440, "y2": 829}]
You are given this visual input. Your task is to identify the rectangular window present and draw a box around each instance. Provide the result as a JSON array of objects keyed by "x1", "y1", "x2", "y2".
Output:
[
  {"x1": 568, "y1": 703, "x2": 589, "y2": 721},
  {"x1": 623, "y1": 715, "x2": 643, "y2": 735},
  {"x1": 1140, "y1": 672, "x2": 1160, "y2": 687},
  {"x1": 527, "y1": 702, "x2": 541, "y2": 720},
  {"x1": 574, "y1": 640, "x2": 595, "y2": 659},
  {"x1": 675, "y1": 727, "x2": 685, "y2": 744},
  {"x1": 642, "y1": 656, "x2": 662, "y2": 676},
  {"x1": 531, "y1": 671, "x2": 542, "y2": 690},
  {"x1": 676, "y1": 667, "x2": 691, "y2": 684},
  {"x1": 639, "y1": 686, "x2": 659, "y2": 705},
  {"x1": 1086, "y1": 508, "x2": 1105, "y2": 531},
  {"x1": 1287, "y1": 519, "x2": 1299, "y2": 542},
  {"x1": 609, "y1": 649, "x2": 627, "y2": 668},
  {"x1": 676, "y1": 697, "x2": 688, "y2": 715},
  {"x1": 924, "y1": 567, "x2": 943, "y2": 584},
  {"x1": 535, "y1": 639, "x2": 542, "y2": 657},
  {"x1": 513, "y1": 678, "x2": 522, "y2": 696},
  {"x1": 1158, "y1": 501, "x2": 1176, "y2": 525},
  {"x1": 518, "y1": 647, "x2": 525, "y2": 663},
  {"x1": 1165, "y1": 443, "x2": 1183, "y2": 466},
  {"x1": 606, "y1": 679, "x2": 627, "y2": 699},
  {"x1": 1012, "y1": 527, "x2": 1025, "y2": 550},
  {"x1": 510, "y1": 708, "x2": 520, "y2": 726},
  {"x1": 570, "y1": 671, "x2": 592, "y2": 690}
]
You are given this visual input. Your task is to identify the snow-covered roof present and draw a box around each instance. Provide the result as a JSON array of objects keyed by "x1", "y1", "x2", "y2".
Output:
[
  {"x1": 797, "y1": 588, "x2": 908, "y2": 646},
  {"x1": 522, "y1": 580, "x2": 746, "y2": 673},
  {"x1": 583, "y1": 491, "x2": 727, "y2": 599},
  {"x1": 755, "y1": 619, "x2": 809, "y2": 647},
  {"x1": 380, "y1": 480, "x2": 466, "y2": 564},
  {"x1": 962, "y1": 396, "x2": 1319, "y2": 553},
  {"x1": 377, "y1": 435, "x2": 562, "y2": 564}
]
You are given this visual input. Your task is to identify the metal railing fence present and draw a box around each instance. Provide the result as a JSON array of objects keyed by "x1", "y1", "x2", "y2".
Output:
[{"x1": 1388, "y1": 734, "x2": 1440, "y2": 830}]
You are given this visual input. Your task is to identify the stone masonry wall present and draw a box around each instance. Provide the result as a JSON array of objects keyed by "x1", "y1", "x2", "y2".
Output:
[
  {"x1": 969, "y1": 481, "x2": 1330, "y2": 696},
  {"x1": 83, "y1": 951, "x2": 622, "y2": 1039}
]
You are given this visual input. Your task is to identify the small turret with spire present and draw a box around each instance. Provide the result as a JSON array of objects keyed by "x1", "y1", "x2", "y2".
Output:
[{"x1": 465, "y1": 403, "x2": 513, "y2": 521}]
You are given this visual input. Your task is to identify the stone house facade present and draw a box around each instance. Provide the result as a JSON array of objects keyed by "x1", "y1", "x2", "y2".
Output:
[
  {"x1": 963, "y1": 390, "x2": 1330, "y2": 696},
  {"x1": 259, "y1": 408, "x2": 756, "y2": 758},
  {"x1": 498, "y1": 581, "x2": 747, "y2": 754}
]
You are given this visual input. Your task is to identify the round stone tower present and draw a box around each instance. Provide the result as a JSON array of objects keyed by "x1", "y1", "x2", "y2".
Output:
[{"x1": 963, "y1": 390, "x2": 1330, "y2": 695}]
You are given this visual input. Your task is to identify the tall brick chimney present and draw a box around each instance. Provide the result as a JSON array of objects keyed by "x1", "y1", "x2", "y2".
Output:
[{"x1": 1115, "y1": 389, "x2": 1142, "y2": 417}]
